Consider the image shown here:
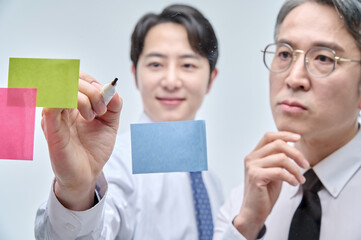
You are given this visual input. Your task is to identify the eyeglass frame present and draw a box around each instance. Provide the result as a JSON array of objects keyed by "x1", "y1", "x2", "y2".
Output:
[{"x1": 261, "y1": 42, "x2": 361, "y2": 78}]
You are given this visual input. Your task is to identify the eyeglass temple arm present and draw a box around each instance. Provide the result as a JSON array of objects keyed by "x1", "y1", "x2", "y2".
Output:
[
  {"x1": 336, "y1": 56, "x2": 361, "y2": 63},
  {"x1": 261, "y1": 50, "x2": 275, "y2": 53}
]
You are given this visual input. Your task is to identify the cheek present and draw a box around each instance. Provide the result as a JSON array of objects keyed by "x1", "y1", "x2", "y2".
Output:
[
  {"x1": 314, "y1": 80, "x2": 357, "y2": 115},
  {"x1": 269, "y1": 74, "x2": 283, "y2": 101},
  {"x1": 317, "y1": 86, "x2": 335, "y2": 101},
  {"x1": 137, "y1": 74, "x2": 159, "y2": 95},
  {"x1": 187, "y1": 81, "x2": 209, "y2": 99},
  {"x1": 188, "y1": 72, "x2": 211, "y2": 92}
]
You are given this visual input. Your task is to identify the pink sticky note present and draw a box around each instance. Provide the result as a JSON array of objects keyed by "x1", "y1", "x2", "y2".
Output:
[{"x1": 0, "y1": 88, "x2": 37, "y2": 160}]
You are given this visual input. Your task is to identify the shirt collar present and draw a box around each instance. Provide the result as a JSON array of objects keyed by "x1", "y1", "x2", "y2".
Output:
[
  {"x1": 138, "y1": 112, "x2": 153, "y2": 123},
  {"x1": 138, "y1": 112, "x2": 201, "y2": 123},
  {"x1": 313, "y1": 127, "x2": 361, "y2": 198},
  {"x1": 288, "y1": 126, "x2": 361, "y2": 199}
]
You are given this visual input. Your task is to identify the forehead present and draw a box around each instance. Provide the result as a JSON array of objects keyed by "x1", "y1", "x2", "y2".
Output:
[
  {"x1": 142, "y1": 22, "x2": 194, "y2": 55},
  {"x1": 278, "y1": 2, "x2": 357, "y2": 51}
]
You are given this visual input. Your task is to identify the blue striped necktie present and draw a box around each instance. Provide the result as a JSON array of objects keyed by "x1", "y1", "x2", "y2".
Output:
[{"x1": 190, "y1": 171, "x2": 214, "y2": 240}]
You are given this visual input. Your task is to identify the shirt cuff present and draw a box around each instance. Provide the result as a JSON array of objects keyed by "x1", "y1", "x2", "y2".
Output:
[
  {"x1": 47, "y1": 172, "x2": 108, "y2": 238},
  {"x1": 221, "y1": 219, "x2": 266, "y2": 240},
  {"x1": 219, "y1": 220, "x2": 248, "y2": 240}
]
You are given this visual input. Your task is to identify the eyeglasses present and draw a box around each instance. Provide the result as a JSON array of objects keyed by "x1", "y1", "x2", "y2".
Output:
[{"x1": 262, "y1": 43, "x2": 361, "y2": 78}]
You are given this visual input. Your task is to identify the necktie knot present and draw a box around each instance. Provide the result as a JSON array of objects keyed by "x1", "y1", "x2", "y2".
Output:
[{"x1": 303, "y1": 169, "x2": 323, "y2": 193}]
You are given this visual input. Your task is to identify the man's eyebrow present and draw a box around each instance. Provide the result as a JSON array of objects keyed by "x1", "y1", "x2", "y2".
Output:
[
  {"x1": 312, "y1": 41, "x2": 345, "y2": 52},
  {"x1": 277, "y1": 39, "x2": 345, "y2": 52},
  {"x1": 178, "y1": 54, "x2": 201, "y2": 60},
  {"x1": 144, "y1": 53, "x2": 167, "y2": 59},
  {"x1": 143, "y1": 53, "x2": 201, "y2": 60},
  {"x1": 276, "y1": 39, "x2": 294, "y2": 46}
]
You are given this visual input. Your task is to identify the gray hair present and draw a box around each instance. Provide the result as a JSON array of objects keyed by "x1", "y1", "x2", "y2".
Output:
[{"x1": 274, "y1": 0, "x2": 361, "y2": 49}]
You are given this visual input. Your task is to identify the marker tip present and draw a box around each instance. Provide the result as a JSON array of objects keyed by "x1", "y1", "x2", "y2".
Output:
[{"x1": 111, "y1": 78, "x2": 118, "y2": 86}]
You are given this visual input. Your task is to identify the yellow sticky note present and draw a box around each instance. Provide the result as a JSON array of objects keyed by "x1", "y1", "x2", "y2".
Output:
[{"x1": 8, "y1": 58, "x2": 79, "y2": 108}]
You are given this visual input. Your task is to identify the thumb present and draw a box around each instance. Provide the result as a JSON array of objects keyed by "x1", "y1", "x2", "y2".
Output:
[{"x1": 97, "y1": 93, "x2": 122, "y2": 128}]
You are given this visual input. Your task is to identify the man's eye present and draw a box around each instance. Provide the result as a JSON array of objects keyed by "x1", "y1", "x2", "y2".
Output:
[
  {"x1": 279, "y1": 51, "x2": 291, "y2": 59},
  {"x1": 315, "y1": 55, "x2": 334, "y2": 63},
  {"x1": 150, "y1": 62, "x2": 160, "y2": 67},
  {"x1": 183, "y1": 63, "x2": 196, "y2": 69},
  {"x1": 148, "y1": 62, "x2": 162, "y2": 68}
]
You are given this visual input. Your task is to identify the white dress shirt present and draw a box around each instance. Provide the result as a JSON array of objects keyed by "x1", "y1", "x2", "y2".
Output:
[
  {"x1": 35, "y1": 113, "x2": 224, "y2": 240},
  {"x1": 214, "y1": 127, "x2": 361, "y2": 240}
]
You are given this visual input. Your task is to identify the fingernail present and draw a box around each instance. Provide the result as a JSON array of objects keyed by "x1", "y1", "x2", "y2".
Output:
[
  {"x1": 96, "y1": 100, "x2": 107, "y2": 115},
  {"x1": 303, "y1": 159, "x2": 310, "y2": 168},
  {"x1": 292, "y1": 134, "x2": 301, "y2": 140},
  {"x1": 301, "y1": 175, "x2": 306, "y2": 184}
]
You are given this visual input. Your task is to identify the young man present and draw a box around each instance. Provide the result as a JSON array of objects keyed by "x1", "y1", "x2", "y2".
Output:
[
  {"x1": 215, "y1": 0, "x2": 361, "y2": 239},
  {"x1": 35, "y1": 4, "x2": 223, "y2": 240}
]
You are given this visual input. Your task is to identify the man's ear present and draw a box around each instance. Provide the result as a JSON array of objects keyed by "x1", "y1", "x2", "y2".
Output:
[
  {"x1": 131, "y1": 64, "x2": 139, "y2": 89},
  {"x1": 206, "y1": 68, "x2": 218, "y2": 94}
]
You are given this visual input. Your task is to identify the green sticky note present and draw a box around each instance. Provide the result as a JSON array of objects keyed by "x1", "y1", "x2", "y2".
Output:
[{"x1": 8, "y1": 58, "x2": 80, "y2": 108}]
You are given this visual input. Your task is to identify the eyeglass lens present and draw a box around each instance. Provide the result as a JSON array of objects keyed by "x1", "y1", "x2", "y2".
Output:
[{"x1": 263, "y1": 43, "x2": 336, "y2": 77}]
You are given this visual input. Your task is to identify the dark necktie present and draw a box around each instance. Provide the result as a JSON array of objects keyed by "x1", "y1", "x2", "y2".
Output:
[
  {"x1": 288, "y1": 169, "x2": 323, "y2": 240},
  {"x1": 190, "y1": 171, "x2": 214, "y2": 240}
]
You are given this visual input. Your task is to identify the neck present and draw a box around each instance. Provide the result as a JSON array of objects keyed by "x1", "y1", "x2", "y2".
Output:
[{"x1": 295, "y1": 122, "x2": 360, "y2": 167}]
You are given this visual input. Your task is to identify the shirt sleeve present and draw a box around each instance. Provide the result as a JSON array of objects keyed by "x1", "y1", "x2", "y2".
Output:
[
  {"x1": 35, "y1": 132, "x2": 137, "y2": 240},
  {"x1": 215, "y1": 221, "x2": 248, "y2": 240},
  {"x1": 213, "y1": 185, "x2": 244, "y2": 240},
  {"x1": 215, "y1": 222, "x2": 266, "y2": 240},
  {"x1": 213, "y1": 184, "x2": 267, "y2": 240},
  {"x1": 34, "y1": 173, "x2": 108, "y2": 240},
  {"x1": 213, "y1": 199, "x2": 247, "y2": 240}
]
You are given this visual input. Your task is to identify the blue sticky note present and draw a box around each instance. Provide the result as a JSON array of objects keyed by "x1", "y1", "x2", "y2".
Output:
[{"x1": 131, "y1": 120, "x2": 208, "y2": 174}]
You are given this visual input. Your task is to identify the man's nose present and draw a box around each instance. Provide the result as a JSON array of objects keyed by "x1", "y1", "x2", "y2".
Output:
[
  {"x1": 161, "y1": 65, "x2": 182, "y2": 90},
  {"x1": 284, "y1": 51, "x2": 311, "y2": 91}
]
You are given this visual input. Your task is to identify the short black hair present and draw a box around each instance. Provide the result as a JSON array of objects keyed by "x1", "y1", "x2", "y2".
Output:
[
  {"x1": 275, "y1": 0, "x2": 361, "y2": 49},
  {"x1": 130, "y1": 4, "x2": 218, "y2": 73}
]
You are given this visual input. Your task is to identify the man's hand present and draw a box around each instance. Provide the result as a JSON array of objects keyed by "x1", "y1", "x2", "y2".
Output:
[
  {"x1": 233, "y1": 132, "x2": 309, "y2": 239},
  {"x1": 41, "y1": 71, "x2": 122, "y2": 211}
]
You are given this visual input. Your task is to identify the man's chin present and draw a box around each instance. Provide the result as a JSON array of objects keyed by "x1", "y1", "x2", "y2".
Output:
[
  {"x1": 155, "y1": 113, "x2": 184, "y2": 122},
  {"x1": 276, "y1": 122, "x2": 303, "y2": 135}
]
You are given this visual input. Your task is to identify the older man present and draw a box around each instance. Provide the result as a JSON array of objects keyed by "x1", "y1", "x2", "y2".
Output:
[{"x1": 215, "y1": 0, "x2": 361, "y2": 239}]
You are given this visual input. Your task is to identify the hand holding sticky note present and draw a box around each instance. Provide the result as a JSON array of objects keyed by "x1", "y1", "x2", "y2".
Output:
[
  {"x1": 1, "y1": 57, "x2": 79, "y2": 160},
  {"x1": 131, "y1": 120, "x2": 208, "y2": 174}
]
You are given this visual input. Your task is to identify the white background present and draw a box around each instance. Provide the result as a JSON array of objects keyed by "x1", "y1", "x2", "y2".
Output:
[{"x1": 0, "y1": 0, "x2": 283, "y2": 239}]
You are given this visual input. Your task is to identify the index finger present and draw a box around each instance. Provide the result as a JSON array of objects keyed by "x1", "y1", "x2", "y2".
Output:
[
  {"x1": 79, "y1": 70, "x2": 101, "y2": 86},
  {"x1": 254, "y1": 131, "x2": 301, "y2": 151}
]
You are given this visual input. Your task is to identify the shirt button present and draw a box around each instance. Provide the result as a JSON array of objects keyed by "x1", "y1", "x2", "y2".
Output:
[{"x1": 65, "y1": 223, "x2": 76, "y2": 231}]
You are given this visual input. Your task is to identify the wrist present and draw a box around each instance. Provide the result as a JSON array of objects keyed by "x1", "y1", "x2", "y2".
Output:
[
  {"x1": 54, "y1": 179, "x2": 96, "y2": 211},
  {"x1": 233, "y1": 211, "x2": 266, "y2": 240}
]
